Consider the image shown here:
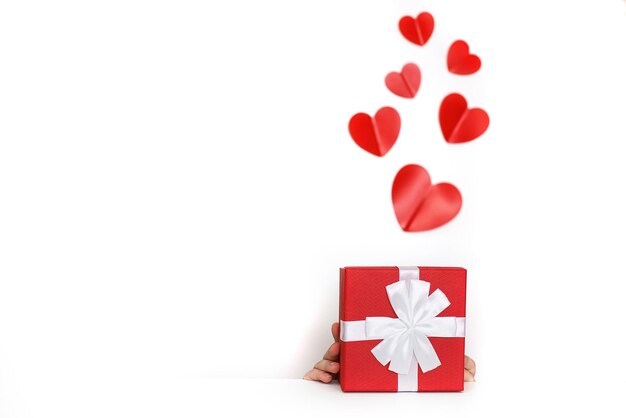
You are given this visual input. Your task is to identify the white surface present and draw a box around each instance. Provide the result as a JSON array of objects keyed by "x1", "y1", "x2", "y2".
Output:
[
  {"x1": 1, "y1": 0, "x2": 626, "y2": 416},
  {"x1": 5, "y1": 378, "x2": 623, "y2": 418}
]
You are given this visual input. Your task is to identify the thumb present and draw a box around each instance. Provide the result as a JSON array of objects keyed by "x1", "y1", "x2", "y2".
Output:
[{"x1": 331, "y1": 322, "x2": 340, "y2": 342}]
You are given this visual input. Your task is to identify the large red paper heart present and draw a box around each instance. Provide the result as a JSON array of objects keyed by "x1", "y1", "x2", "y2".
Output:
[
  {"x1": 392, "y1": 164, "x2": 462, "y2": 232},
  {"x1": 447, "y1": 40, "x2": 481, "y2": 75},
  {"x1": 398, "y1": 12, "x2": 434, "y2": 46},
  {"x1": 439, "y1": 93, "x2": 489, "y2": 143},
  {"x1": 385, "y1": 63, "x2": 422, "y2": 98},
  {"x1": 348, "y1": 107, "x2": 401, "y2": 157}
]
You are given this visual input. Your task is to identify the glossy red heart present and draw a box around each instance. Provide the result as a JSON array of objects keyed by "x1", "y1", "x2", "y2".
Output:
[
  {"x1": 348, "y1": 107, "x2": 401, "y2": 157},
  {"x1": 385, "y1": 63, "x2": 422, "y2": 98},
  {"x1": 398, "y1": 12, "x2": 434, "y2": 46},
  {"x1": 392, "y1": 164, "x2": 462, "y2": 232},
  {"x1": 439, "y1": 93, "x2": 489, "y2": 143},
  {"x1": 447, "y1": 40, "x2": 481, "y2": 75}
]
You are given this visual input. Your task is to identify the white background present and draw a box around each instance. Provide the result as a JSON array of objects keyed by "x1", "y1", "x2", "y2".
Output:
[{"x1": 1, "y1": 0, "x2": 626, "y2": 416}]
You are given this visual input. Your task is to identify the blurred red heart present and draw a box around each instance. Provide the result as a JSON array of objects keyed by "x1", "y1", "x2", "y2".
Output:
[
  {"x1": 392, "y1": 164, "x2": 462, "y2": 232},
  {"x1": 439, "y1": 93, "x2": 489, "y2": 143},
  {"x1": 398, "y1": 12, "x2": 434, "y2": 46},
  {"x1": 348, "y1": 107, "x2": 401, "y2": 157},
  {"x1": 385, "y1": 63, "x2": 422, "y2": 98},
  {"x1": 447, "y1": 40, "x2": 481, "y2": 75}
]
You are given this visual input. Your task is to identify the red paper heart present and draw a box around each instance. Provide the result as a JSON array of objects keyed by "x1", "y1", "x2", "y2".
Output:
[
  {"x1": 348, "y1": 107, "x2": 401, "y2": 157},
  {"x1": 398, "y1": 12, "x2": 434, "y2": 46},
  {"x1": 385, "y1": 63, "x2": 422, "y2": 98},
  {"x1": 447, "y1": 40, "x2": 481, "y2": 75},
  {"x1": 439, "y1": 93, "x2": 489, "y2": 143},
  {"x1": 392, "y1": 164, "x2": 462, "y2": 232}
]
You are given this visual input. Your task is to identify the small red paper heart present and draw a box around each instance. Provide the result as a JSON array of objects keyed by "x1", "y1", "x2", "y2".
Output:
[
  {"x1": 439, "y1": 93, "x2": 489, "y2": 143},
  {"x1": 385, "y1": 63, "x2": 422, "y2": 99},
  {"x1": 447, "y1": 40, "x2": 481, "y2": 75},
  {"x1": 348, "y1": 107, "x2": 401, "y2": 157},
  {"x1": 398, "y1": 12, "x2": 434, "y2": 46},
  {"x1": 392, "y1": 164, "x2": 462, "y2": 232}
]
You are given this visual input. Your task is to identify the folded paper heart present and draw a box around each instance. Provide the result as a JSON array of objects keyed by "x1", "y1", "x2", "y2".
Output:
[
  {"x1": 447, "y1": 40, "x2": 481, "y2": 75},
  {"x1": 348, "y1": 107, "x2": 401, "y2": 157},
  {"x1": 392, "y1": 164, "x2": 462, "y2": 231},
  {"x1": 398, "y1": 12, "x2": 434, "y2": 46},
  {"x1": 439, "y1": 93, "x2": 489, "y2": 143},
  {"x1": 385, "y1": 63, "x2": 422, "y2": 99}
]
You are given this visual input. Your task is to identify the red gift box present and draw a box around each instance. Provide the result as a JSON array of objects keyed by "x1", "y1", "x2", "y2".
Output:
[{"x1": 339, "y1": 266, "x2": 466, "y2": 392}]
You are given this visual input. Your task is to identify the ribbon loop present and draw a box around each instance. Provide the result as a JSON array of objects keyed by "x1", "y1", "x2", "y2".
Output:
[{"x1": 411, "y1": 331, "x2": 441, "y2": 372}]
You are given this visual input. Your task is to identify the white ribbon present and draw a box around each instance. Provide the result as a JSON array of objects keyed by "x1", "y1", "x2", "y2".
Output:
[{"x1": 340, "y1": 266, "x2": 465, "y2": 391}]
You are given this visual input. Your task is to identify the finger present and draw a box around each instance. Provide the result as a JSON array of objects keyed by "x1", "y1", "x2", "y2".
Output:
[
  {"x1": 314, "y1": 359, "x2": 340, "y2": 374},
  {"x1": 464, "y1": 355, "x2": 476, "y2": 376},
  {"x1": 323, "y1": 341, "x2": 340, "y2": 361},
  {"x1": 464, "y1": 369, "x2": 475, "y2": 382},
  {"x1": 331, "y1": 322, "x2": 340, "y2": 342},
  {"x1": 303, "y1": 368, "x2": 333, "y2": 383}
]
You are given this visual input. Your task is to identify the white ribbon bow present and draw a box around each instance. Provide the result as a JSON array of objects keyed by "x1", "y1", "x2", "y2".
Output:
[{"x1": 364, "y1": 279, "x2": 459, "y2": 374}]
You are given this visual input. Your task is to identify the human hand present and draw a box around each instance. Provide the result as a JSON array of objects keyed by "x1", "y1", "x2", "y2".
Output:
[
  {"x1": 303, "y1": 322, "x2": 340, "y2": 383},
  {"x1": 464, "y1": 355, "x2": 476, "y2": 382},
  {"x1": 304, "y1": 322, "x2": 477, "y2": 383}
]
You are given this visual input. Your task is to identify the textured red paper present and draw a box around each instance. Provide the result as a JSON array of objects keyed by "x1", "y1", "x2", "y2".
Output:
[
  {"x1": 439, "y1": 93, "x2": 489, "y2": 143},
  {"x1": 348, "y1": 107, "x2": 401, "y2": 157},
  {"x1": 447, "y1": 40, "x2": 481, "y2": 75},
  {"x1": 391, "y1": 164, "x2": 462, "y2": 232},
  {"x1": 339, "y1": 266, "x2": 466, "y2": 392}
]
